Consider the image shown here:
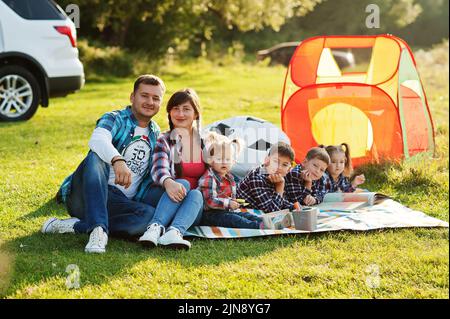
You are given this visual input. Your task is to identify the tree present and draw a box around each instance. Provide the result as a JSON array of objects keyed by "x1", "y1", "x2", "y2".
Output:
[
  {"x1": 55, "y1": 0, "x2": 446, "y2": 57},
  {"x1": 206, "y1": 0, "x2": 322, "y2": 32},
  {"x1": 236, "y1": 0, "x2": 434, "y2": 53},
  {"x1": 281, "y1": 0, "x2": 424, "y2": 37},
  {"x1": 55, "y1": 0, "x2": 321, "y2": 55}
]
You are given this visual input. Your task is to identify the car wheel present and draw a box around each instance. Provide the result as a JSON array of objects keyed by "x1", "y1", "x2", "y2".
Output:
[{"x1": 0, "y1": 65, "x2": 41, "y2": 121}]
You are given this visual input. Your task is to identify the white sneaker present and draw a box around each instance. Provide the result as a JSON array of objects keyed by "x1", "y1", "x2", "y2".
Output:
[
  {"x1": 85, "y1": 226, "x2": 108, "y2": 253},
  {"x1": 138, "y1": 223, "x2": 164, "y2": 247},
  {"x1": 41, "y1": 217, "x2": 79, "y2": 234},
  {"x1": 158, "y1": 227, "x2": 191, "y2": 250}
]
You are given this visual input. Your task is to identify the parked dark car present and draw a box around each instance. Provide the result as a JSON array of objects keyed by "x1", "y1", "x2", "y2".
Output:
[{"x1": 257, "y1": 42, "x2": 355, "y2": 69}]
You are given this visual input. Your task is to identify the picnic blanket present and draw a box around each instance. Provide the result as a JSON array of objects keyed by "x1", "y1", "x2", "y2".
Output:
[{"x1": 185, "y1": 199, "x2": 449, "y2": 238}]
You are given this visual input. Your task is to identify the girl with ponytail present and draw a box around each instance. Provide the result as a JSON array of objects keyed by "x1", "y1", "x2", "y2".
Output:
[{"x1": 323, "y1": 143, "x2": 365, "y2": 193}]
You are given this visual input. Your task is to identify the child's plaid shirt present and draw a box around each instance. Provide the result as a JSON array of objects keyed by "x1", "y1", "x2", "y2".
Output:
[
  {"x1": 285, "y1": 164, "x2": 327, "y2": 204},
  {"x1": 236, "y1": 165, "x2": 294, "y2": 213},
  {"x1": 198, "y1": 167, "x2": 236, "y2": 211},
  {"x1": 323, "y1": 171, "x2": 356, "y2": 193}
]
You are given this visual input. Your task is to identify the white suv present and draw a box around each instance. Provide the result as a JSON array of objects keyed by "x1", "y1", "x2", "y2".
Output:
[{"x1": 0, "y1": 0, "x2": 84, "y2": 121}]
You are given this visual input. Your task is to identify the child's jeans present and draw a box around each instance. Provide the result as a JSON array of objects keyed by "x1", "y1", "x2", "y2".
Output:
[{"x1": 201, "y1": 210, "x2": 264, "y2": 229}]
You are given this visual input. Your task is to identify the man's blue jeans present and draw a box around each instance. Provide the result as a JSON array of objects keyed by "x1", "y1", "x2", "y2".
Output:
[
  {"x1": 143, "y1": 179, "x2": 203, "y2": 235},
  {"x1": 65, "y1": 152, "x2": 157, "y2": 238}
]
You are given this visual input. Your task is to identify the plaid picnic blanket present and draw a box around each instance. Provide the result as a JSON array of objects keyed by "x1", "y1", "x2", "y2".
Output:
[{"x1": 185, "y1": 199, "x2": 449, "y2": 238}]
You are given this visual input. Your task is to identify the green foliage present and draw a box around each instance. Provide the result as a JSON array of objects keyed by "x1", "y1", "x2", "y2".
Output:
[
  {"x1": 206, "y1": 0, "x2": 322, "y2": 32},
  {"x1": 54, "y1": 0, "x2": 448, "y2": 59},
  {"x1": 396, "y1": 0, "x2": 449, "y2": 47},
  {"x1": 77, "y1": 40, "x2": 134, "y2": 78},
  {"x1": 77, "y1": 40, "x2": 172, "y2": 79},
  {"x1": 56, "y1": 0, "x2": 320, "y2": 57},
  {"x1": 77, "y1": 39, "x2": 261, "y2": 79},
  {"x1": 238, "y1": 0, "x2": 429, "y2": 53}
]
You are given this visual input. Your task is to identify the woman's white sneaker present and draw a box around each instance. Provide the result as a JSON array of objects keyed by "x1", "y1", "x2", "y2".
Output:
[
  {"x1": 158, "y1": 227, "x2": 191, "y2": 250},
  {"x1": 139, "y1": 223, "x2": 164, "y2": 247},
  {"x1": 41, "y1": 217, "x2": 79, "y2": 234},
  {"x1": 85, "y1": 226, "x2": 108, "y2": 253}
]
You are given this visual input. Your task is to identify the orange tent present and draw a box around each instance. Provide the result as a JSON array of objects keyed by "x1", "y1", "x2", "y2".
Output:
[{"x1": 281, "y1": 35, "x2": 435, "y2": 166}]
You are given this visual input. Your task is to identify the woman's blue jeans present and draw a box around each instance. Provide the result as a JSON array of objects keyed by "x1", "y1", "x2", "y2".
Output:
[{"x1": 143, "y1": 179, "x2": 203, "y2": 235}]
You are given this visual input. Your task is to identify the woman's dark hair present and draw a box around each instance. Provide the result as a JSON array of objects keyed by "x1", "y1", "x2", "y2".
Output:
[
  {"x1": 166, "y1": 88, "x2": 202, "y2": 177},
  {"x1": 166, "y1": 88, "x2": 201, "y2": 131}
]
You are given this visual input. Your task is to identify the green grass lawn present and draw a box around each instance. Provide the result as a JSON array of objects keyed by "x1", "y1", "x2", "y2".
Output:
[{"x1": 0, "y1": 55, "x2": 448, "y2": 298}]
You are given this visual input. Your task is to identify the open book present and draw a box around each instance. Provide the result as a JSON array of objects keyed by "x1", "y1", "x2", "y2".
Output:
[
  {"x1": 261, "y1": 209, "x2": 294, "y2": 229},
  {"x1": 316, "y1": 192, "x2": 390, "y2": 212}
]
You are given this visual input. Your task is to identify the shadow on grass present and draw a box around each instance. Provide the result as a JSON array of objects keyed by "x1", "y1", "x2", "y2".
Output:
[
  {"x1": 3, "y1": 222, "x2": 448, "y2": 297},
  {"x1": 18, "y1": 198, "x2": 63, "y2": 221},
  {"x1": 0, "y1": 121, "x2": 29, "y2": 129},
  {"x1": 5, "y1": 190, "x2": 447, "y2": 297},
  {"x1": 391, "y1": 167, "x2": 440, "y2": 191},
  {"x1": 2, "y1": 215, "x2": 348, "y2": 297}
]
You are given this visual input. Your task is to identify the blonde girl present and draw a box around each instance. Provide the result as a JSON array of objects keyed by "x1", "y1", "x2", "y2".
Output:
[{"x1": 198, "y1": 132, "x2": 280, "y2": 229}]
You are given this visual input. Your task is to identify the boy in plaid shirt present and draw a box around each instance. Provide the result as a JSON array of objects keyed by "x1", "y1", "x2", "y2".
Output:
[
  {"x1": 236, "y1": 142, "x2": 296, "y2": 214},
  {"x1": 285, "y1": 146, "x2": 331, "y2": 205},
  {"x1": 199, "y1": 133, "x2": 289, "y2": 229}
]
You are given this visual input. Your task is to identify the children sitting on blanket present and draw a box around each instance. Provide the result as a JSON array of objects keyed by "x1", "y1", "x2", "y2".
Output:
[
  {"x1": 323, "y1": 143, "x2": 365, "y2": 193},
  {"x1": 236, "y1": 142, "x2": 296, "y2": 218},
  {"x1": 285, "y1": 146, "x2": 330, "y2": 206},
  {"x1": 198, "y1": 133, "x2": 288, "y2": 229}
]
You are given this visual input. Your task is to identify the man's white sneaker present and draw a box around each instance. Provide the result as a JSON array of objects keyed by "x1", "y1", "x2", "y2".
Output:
[
  {"x1": 41, "y1": 217, "x2": 79, "y2": 234},
  {"x1": 139, "y1": 223, "x2": 164, "y2": 247},
  {"x1": 158, "y1": 227, "x2": 191, "y2": 250},
  {"x1": 85, "y1": 226, "x2": 108, "y2": 253}
]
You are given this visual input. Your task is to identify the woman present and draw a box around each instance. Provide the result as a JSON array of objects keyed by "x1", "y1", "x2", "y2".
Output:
[{"x1": 139, "y1": 88, "x2": 206, "y2": 250}]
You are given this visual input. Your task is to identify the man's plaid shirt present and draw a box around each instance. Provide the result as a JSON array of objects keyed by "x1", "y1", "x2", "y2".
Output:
[
  {"x1": 236, "y1": 165, "x2": 294, "y2": 213},
  {"x1": 58, "y1": 106, "x2": 160, "y2": 203}
]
